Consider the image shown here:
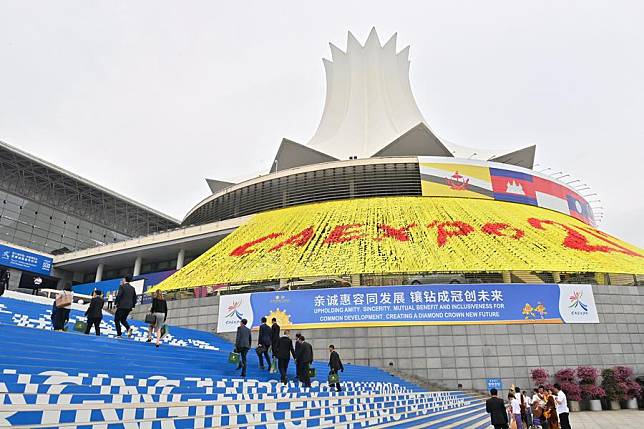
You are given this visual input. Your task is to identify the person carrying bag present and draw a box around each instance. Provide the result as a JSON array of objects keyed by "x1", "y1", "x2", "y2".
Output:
[
  {"x1": 146, "y1": 290, "x2": 168, "y2": 347},
  {"x1": 83, "y1": 289, "x2": 104, "y2": 335},
  {"x1": 55, "y1": 289, "x2": 73, "y2": 308},
  {"x1": 327, "y1": 344, "x2": 344, "y2": 392},
  {"x1": 53, "y1": 286, "x2": 73, "y2": 331}
]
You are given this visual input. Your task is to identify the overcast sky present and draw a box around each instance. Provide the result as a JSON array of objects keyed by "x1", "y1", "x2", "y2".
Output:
[{"x1": 0, "y1": 1, "x2": 642, "y2": 246}]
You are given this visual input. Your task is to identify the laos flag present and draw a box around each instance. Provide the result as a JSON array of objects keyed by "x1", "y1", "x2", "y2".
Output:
[
  {"x1": 566, "y1": 193, "x2": 593, "y2": 223},
  {"x1": 490, "y1": 168, "x2": 537, "y2": 205}
]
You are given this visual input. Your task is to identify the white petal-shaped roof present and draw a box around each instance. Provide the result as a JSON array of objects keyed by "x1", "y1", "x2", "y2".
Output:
[{"x1": 307, "y1": 29, "x2": 531, "y2": 164}]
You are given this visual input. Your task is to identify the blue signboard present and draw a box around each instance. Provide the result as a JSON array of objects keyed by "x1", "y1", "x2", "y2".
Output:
[
  {"x1": 217, "y1": 283, "x2": 599, "y2": 333},
  {"x1": 487, "y1": 378, "x2": 503, "y2": 391},
  {"x1": 0, "y1": 243, "x2": 52, "y2": 275}
]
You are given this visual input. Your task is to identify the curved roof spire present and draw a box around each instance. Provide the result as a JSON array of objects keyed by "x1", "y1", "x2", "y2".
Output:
[
  {"x1": 307, "y1": 28, "x2": 431, "y2": 159},
  {"x1": 305, "y1": 29, "x2": 534, "y2": 166}
]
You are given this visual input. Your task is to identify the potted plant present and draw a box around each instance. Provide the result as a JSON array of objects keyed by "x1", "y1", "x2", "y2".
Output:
[
  {"x1": 555, "y1": 368, "x2": 581, "y2": 412},
  {"x1": 613, "y1": 366, "x2": 640, "y2": 409},
  {"x1": 625, "y1": 380, "x2": 641, "y2": 409},
  {"x1": 637, "y1": 376, "x2": 644, "y2": 409},
  {"x1": 581, "y1": 384, "x2": 605, "y2": 411},
  {"x1": 531, "y1": 368, "x2": 550, "y2": 386},
  {"x1": 601, "y1": 368, "x2": 623, "y2": 410},
  {"x1": 578, "y1": 366, "x2": 603, "y2": 411}
]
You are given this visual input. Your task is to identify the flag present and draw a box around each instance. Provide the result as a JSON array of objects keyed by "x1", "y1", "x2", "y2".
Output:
[
  {"x1": 533, "y1": 176, "x2": 571, "y2": 215},
  {"x1": 419, "y1": 162, "x2": 493, "y2": 199},
  {"x1": 489, "y1": 168, "x2": 537, "y2": 205},
  {"x1": 566, "y1": 192, "x2": 593, "y2": 223}
]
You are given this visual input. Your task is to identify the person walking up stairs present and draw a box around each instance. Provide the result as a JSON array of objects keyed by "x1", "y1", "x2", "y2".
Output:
[{"x1": 114, "y1": 276, "x2": 136, "y2": 338}]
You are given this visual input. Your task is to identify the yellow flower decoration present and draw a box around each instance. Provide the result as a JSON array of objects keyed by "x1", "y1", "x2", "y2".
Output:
[{"x1": 149, "y1": 196, "x2": 644, "y2": 292}]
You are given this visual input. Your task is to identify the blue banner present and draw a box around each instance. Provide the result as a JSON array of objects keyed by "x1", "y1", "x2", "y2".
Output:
[
  {"x1": 487, "y1": 378, "x2": 503, "y2": 391},
  {"x1": 0, "y1": 243, "x2": 52, "y2": 275},
  {"x1": 217, "y1": 283, "x2": 599, "y2": 332}
]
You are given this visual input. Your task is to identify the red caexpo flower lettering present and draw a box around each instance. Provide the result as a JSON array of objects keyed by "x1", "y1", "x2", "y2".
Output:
[
  {"x1": 269, "y1": 227, "x2": 315, "y2": 252},
  {"x1": 325, "y1": 224, "x2": 365, "y2": 244},
  {"x1": 227, "y1": 217, "x2": 642, "y2": 260},
  {"x1": 481, "y1": 222, "x2": 525, "y2": 240},
  {"x1": 374, "y1": 223, "x2": 417, "y2": 242},
  {"x1": 229, "y1": 233, "x2": 282, "y2": 256},
  {"x1": 427, "y1": 221, "x2": 475, "y2": 247},
  {"x1": 528, "y1": 218, "x2": 642, "y2": 257}
]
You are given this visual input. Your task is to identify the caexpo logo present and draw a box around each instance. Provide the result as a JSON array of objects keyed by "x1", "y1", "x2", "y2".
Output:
[
  {"x1": 225, "y1": 300, "x2": 244, "y2": 320},
  {"x1": 568, "y1": 290, "x2": 589, "y2": 314}
]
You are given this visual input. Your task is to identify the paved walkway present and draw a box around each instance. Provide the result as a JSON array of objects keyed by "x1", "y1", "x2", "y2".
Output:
[{"x1": 566, "y1": 409, "x2": 643, "y2": 428}]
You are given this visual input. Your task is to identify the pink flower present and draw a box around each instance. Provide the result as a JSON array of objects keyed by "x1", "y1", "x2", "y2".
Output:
[
  {"x1": 531, "y1": 368, "x2": 550, "y2": 384},
  {"x1": 555, "y1": 368, "x2": 576, "y2": 383},
  {"x1": 613, "y1": 366, "x2": 634, "y2": 383},
  {"x1": 576, "y1": 366, "x2": 599, "y2": 384}
]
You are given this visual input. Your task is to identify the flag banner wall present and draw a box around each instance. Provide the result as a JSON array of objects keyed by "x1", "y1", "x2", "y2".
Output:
[
  {"x1": 216, "y1": 283, "x2": 599, "y2": 333},
  {"x1": 419, "y1": 157, "x2": 595, "y2": 225}
]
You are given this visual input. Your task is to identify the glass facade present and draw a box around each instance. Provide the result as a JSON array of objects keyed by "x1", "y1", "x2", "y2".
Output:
[{"x1": 0, "y1": 190, "x2": 130, "y2": 254}]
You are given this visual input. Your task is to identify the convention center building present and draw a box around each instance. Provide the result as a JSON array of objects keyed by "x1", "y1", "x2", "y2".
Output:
[{"x1": 2, "y1": 30, "x2": 643, "y2": 390}]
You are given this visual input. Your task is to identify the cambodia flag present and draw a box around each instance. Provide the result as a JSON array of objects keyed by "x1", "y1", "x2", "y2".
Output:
[{"x1": 490, "y1": 168, "x2": 537, "y2": 205}]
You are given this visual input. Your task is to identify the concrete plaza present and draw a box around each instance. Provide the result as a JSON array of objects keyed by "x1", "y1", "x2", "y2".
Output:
[{"x1": 566, "y1": 409, "x2": 643, "y2": 428}]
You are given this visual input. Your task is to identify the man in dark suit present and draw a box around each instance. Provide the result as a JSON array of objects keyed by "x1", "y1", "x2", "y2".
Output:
[
  {"x1": 328, "y1": 344, "x2": 344, "y2": 391},
  {"x1": 271, "y1": 318, "x2": 280, "y2": 357},
  {"x1": 297, "y1": 335, "x2": 314, "y2": 388},
  {"x1": 0, "y1": 269, "x2": 7, "y2": 296},
  {"x1": 257, "y1": 317, "x2": 272, "y2": 370},
  {"x1": 486, "y1": 388, "x2": 509, "y2": 429},
  {"x1": 235, "y1": 318, "x2": 252, "y2": 377},
  {"x1": 275, "y1": 330, "x2": 296, "y2": 384},
  {"x1": 114, "y1": 275, "x2": 136, "y2": 338},
  {"x1": 294, "y1": 333, "x2": 302, "y2": 381},
  {"x1": 84, "y1": 289, "x2": 104, "y2": 336}
]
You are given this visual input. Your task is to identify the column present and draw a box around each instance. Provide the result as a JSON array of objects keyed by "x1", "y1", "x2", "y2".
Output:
[
  {"x1": 552, "y1": 271, "x2": 561, "y2": 283},
  {"x1": 95, "y1": 263, "x2": 104, "y2": 282},
  {"x1": 502, "y1": 271, "x2": 512, "y2": 283},
  {"x1": 176, "y1": 249, "x2": 186, "y2": 270},
  {"x1": 594, "y1": 272, "x2": 606, "y2": 285},
  {"x1": 279, "y1": 278, "x2": 288, "y2": 290},
  {"x1": 351, "y1": 274, "x2": 361, "y2": 287},
  {"x1": 133, "y1": 256, "x2": 142, "y2": 277}
]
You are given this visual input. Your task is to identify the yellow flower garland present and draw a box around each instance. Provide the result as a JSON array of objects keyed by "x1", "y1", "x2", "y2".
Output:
[{"x1": 150, "y1": 196, "x2": 644, "y2": 292}]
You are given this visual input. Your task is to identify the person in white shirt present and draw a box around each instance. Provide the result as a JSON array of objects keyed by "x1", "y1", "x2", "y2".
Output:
[
  {"x1": 508, "y1": 392, "x2": 523, "y2": 429},
  {"x1": 552, "y1": 383, "x2": 571, "y2": 429},
  {"x1": 531, "y1": 387, "x2": 548, "y2": 429},
  {"x1": 532, "y1": 387, "x2": 545, "y2": 407},
  {"x1": 522, "y1": 390, "x2": 533, "y2": 428}
]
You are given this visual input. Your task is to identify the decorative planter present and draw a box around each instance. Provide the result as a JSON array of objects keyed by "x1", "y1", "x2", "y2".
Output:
[
  {"x1": 610, "y1": 400, "x2": 621, "y2": 410},
  {"x1": 569, "y1": 400, "x2": 581, "y2": 412},
  {"x1": 589, "y1": 399, "x2": 602, "y2": 411},
  {"x1": 626, "y1": 398, "x2": 638, "y2": 409}
]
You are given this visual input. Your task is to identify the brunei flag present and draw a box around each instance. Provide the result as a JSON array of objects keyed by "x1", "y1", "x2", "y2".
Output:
[{"x1": 419, "y1": 162, "x2": 493, "y2": 199}]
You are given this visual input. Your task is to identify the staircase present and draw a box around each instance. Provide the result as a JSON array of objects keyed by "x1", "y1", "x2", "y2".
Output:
[{"x1": 0, "y1": 292, "x2": 493, "y2": 428}]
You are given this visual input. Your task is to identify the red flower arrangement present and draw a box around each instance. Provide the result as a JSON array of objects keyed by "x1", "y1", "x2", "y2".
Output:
[{"x1": 531, "y1": 368, "x2": 550, "y2": 385}]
